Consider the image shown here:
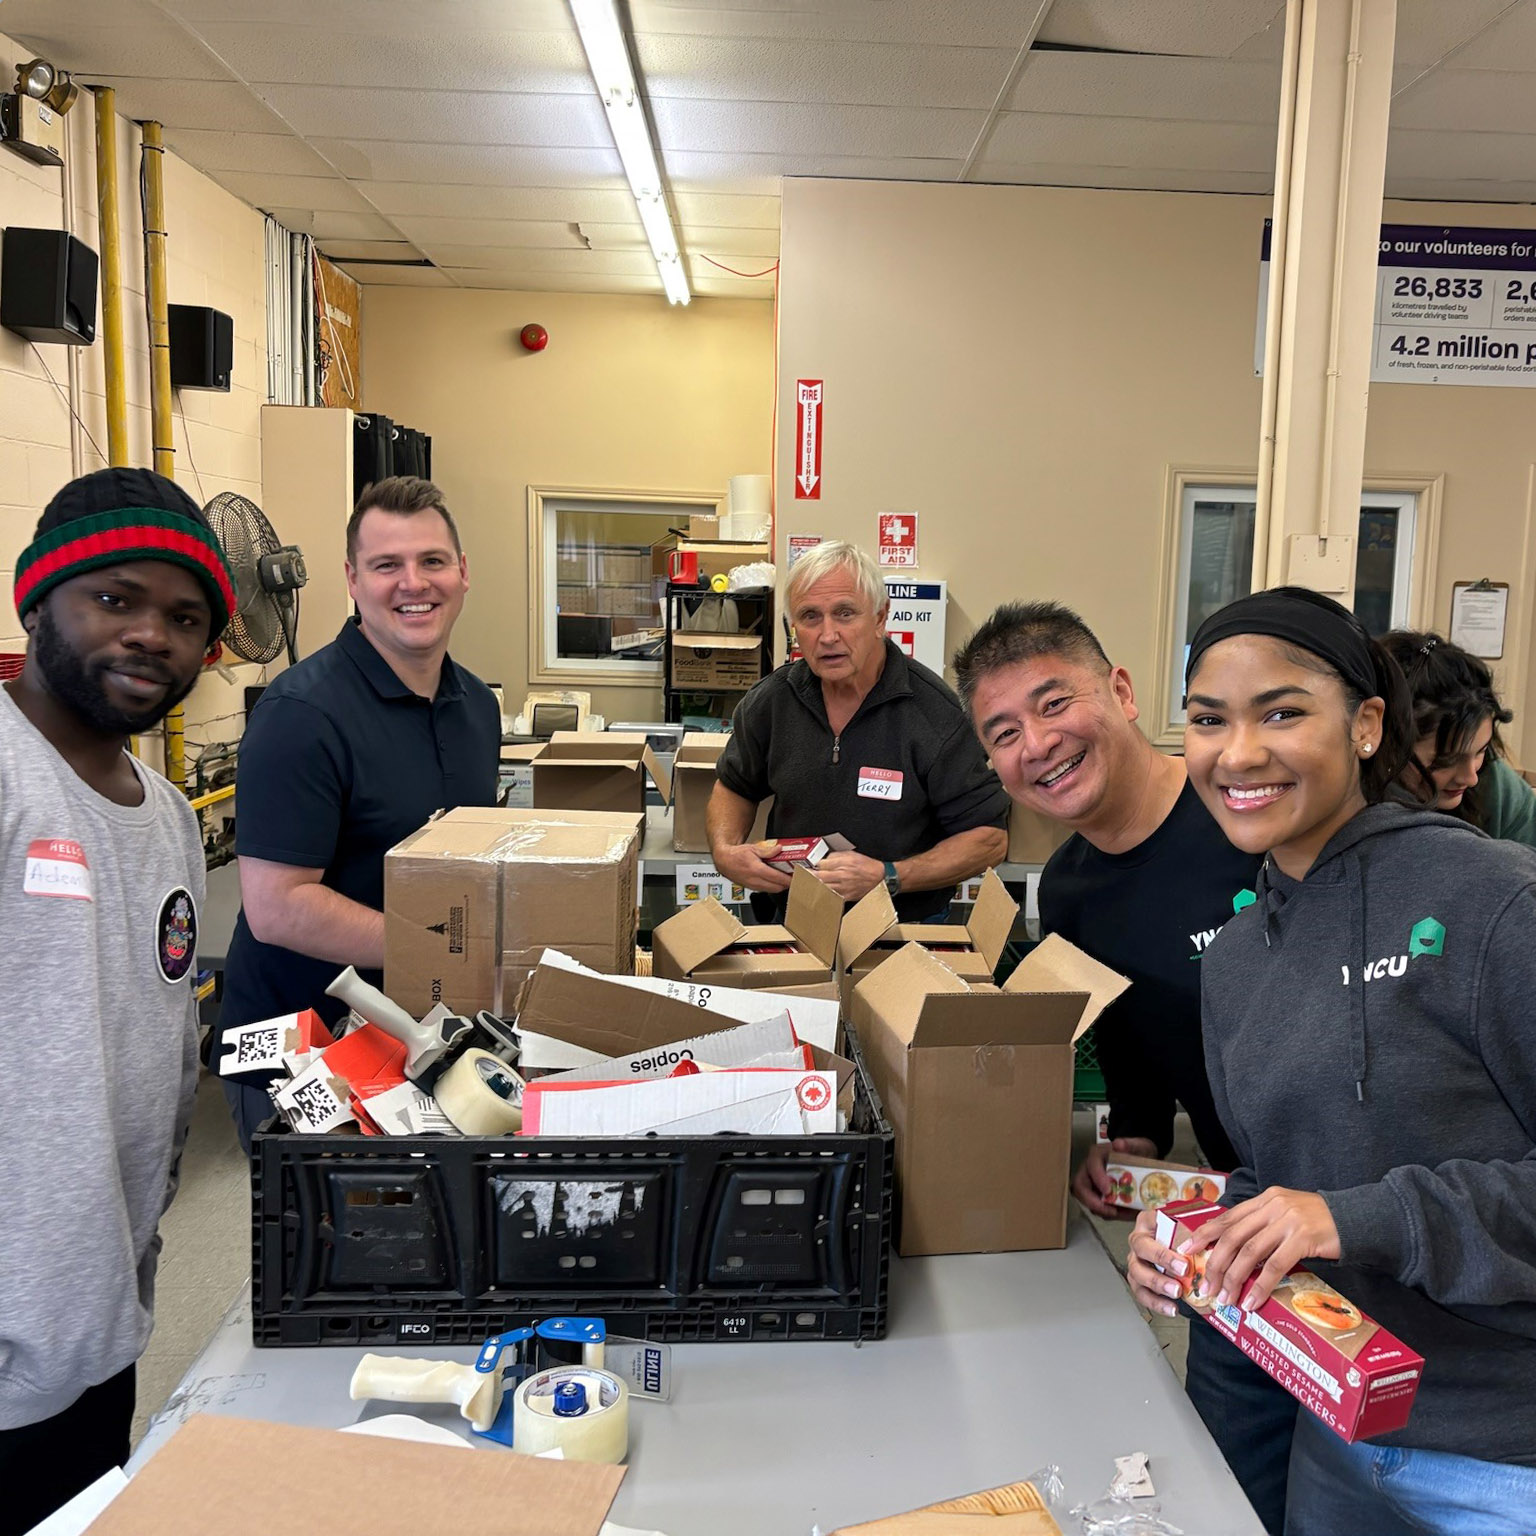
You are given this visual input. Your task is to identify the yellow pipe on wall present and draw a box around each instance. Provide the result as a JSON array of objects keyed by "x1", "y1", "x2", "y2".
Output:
[
  {"x1": 141, "y1": 121, "x2": 188, "y2": 790},
  {"x1": 92, "y1": 87, "x2": 128, "y2": 467}
]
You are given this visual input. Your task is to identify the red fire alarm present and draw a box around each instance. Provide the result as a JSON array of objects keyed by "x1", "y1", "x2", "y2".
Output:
[{"x1": 519, "y1": 323, "x2": 548, "y2": 352}]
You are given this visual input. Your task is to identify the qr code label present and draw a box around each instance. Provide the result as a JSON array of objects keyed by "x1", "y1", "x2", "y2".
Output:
[
  {"x1": 237, "y1": 1028, "x2": 279, "y2": 1065},
  {"x1": 288, "y1": 1078, "x2": 340, "y2": 1129}
]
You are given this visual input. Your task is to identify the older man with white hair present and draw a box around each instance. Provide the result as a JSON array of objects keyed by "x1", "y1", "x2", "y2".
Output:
[{"x1": 709, "y1": 540, "x2": 1009, "y2": 919}]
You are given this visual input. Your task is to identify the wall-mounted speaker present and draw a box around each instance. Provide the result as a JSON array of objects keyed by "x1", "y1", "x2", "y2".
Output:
[
  {"x1": 0, "y1": 226, "x2": 97, "y2": 345},
  {"x1": 168, "y1": 304, "x2": 233, "y2": 390}
]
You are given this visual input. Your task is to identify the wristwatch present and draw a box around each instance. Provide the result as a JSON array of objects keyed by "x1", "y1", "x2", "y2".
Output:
[{"x1": 883, "y1": 860, "x2": 901, "y2": 897}]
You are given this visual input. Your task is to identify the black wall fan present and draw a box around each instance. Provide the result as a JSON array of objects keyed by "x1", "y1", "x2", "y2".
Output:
[{"x1": 204, "y1": 492, "x2": 307, "y2": 667}]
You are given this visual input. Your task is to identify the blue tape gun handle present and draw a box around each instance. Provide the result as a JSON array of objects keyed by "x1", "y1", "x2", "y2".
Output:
[{"x1": 536, "y1": 1316, "x2": 607, "y2": 1370}]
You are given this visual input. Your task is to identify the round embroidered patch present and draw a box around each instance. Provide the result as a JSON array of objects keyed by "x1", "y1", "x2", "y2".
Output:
[{"x1": 156, "y1": 886, "x2": 198, "y2": 984}]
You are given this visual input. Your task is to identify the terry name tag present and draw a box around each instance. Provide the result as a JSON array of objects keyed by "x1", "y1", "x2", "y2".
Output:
[
  {"x1": 23, "y1": 838, "x2": 94, "y2": 901},
  {"x1": 857, "y1": 767, "x2": 903, "y2": 801}
]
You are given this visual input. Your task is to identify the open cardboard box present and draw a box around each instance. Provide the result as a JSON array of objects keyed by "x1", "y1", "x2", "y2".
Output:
[
  {"x1": 671, "y1": 730, "x2": 729, "y2": 851},
  {"x1": 652, "y1": 865, "x2": 843, "y2": 989},
  {"x1": 530, "y1": 730, "x2": 673, "y2": 817},
  {"x1": 837, "y1": 866, "x2": 1018, "y2": 1007},
  {"x1": 850, "y1": 935, "x2": 1128, "y2": 1255},
  {"x1": 384, "y1": 807, "x2": 642, "y2": 1017}
]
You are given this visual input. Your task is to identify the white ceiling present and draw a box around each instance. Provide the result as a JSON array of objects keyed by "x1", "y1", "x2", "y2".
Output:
[{"x1": 1, "y1": 0, "x2": 1533, "y2": 300}]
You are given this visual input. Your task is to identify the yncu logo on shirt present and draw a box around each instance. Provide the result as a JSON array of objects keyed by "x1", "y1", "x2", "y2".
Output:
[
  {"x1": 1343, "y1": 916, "x2": 1446, "y2": 985},
  {"x1": 156, "y1": 886, "x2": 198, "y2": 984},
  {"x1": 1189, "y1": 887, "x2": 1257, "y2": 959}
]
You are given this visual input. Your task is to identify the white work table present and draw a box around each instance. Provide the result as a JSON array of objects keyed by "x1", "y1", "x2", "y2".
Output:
[{"x1": 135, "y1": 1213, "x2": 1263, "y2": 1535}]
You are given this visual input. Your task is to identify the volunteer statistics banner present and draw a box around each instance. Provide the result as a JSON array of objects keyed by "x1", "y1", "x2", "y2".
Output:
[{"x1": 1257, "y1": 221, "x2": 1536, "y2": 387}]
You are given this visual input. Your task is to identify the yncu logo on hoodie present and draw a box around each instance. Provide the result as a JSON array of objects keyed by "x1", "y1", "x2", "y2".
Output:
[
  {"x1": 1189, "y1": 887, "x2": 1257, "y2": 960},
  {"x1": 1344, "y1": 916, "x2": 1446, "y2": 985}
]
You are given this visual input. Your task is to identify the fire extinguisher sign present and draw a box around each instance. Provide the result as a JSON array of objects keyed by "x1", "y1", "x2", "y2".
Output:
[{"x1": 795, "y1": 379, "x2": 823, "y2": 499}]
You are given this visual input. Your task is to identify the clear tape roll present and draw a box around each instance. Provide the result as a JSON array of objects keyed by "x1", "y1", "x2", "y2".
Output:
[
  {"x1": 434, "y1": 1049, "x2": 523, "y2": 1134},
  {"x1": 512, "y1": 1366, "x2": 629, "y2": 1463}
]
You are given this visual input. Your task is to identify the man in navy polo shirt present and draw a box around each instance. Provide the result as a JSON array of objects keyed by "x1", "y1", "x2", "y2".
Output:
[{"x1": 218, "y1": 476, "x2": 499, "y2": 1149}]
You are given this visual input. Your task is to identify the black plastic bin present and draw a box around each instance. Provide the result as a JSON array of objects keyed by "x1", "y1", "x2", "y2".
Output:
[{"x1": 250, "y1": 1035, "x2": 893, "y2": 1347}]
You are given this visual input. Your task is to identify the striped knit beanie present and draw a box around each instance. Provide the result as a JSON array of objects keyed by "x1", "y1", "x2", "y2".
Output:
[{"x1": 14, "y1": 467, "x2": 236, "y2": 639}]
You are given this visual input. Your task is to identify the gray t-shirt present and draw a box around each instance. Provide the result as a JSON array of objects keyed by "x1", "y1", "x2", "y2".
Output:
[{"x1": 0, "y1": 686, "x2": 203, "y2": 1429}]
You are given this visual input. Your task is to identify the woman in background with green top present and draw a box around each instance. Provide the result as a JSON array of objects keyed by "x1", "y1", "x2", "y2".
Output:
[{"x1": 1381, "y1": 629, "x2": 1536, "y2": 845}]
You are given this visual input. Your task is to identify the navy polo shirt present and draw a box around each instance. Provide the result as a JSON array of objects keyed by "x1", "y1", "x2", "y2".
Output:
[{"x1": 219, "y1": 618, "x2": 500, "y2": 1036}]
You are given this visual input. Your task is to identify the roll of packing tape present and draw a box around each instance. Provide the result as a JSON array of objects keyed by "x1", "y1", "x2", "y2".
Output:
[
  {"x1": 511, "y1": 1367, "x2": 629, "y2": 1463},
  {"x1": 434, "y1": 1049, "x2": 524, "y2": 1134}
]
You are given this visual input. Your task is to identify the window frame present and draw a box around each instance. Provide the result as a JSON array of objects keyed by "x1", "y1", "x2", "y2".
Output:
[
  {"x1": 526, "y1": 485, "x2": 722, "y2": 686},
  {"x1": 1150, "y1": 467, "x2": 1443, "y2": 747}
]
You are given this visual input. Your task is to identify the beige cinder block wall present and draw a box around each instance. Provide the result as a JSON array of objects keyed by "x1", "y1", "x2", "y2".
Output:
[
  {"x1": 776, "y1": 178, "x2": 1536, "y2": 758},
  {"x1": 361, "y1": 287, "x2": 774, "y2": 720},
  {"x1": 0, "y1": 27, "x2": 270, "y2": 770}
]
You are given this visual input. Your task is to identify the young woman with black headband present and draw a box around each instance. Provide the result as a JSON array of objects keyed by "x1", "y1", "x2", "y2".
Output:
[
  {"x1": 1380, "y1": 629, "x2": 1536, "y2": 845},
  {"x1": 1125, "y1": 586, "x2": 1536, "y2": 1535}
]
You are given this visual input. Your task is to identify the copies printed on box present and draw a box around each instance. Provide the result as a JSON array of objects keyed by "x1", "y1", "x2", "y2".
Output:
[
  {"x1": 532, "y1": 1014, "x2": 805, "y2": 1083},
  {"x1": 1156, "y1": 1199, "x2": 1424, "y2": 1442},
  {"x1": 522, "y1": 1067, "x2": 838, "y2": 1138},
  {"x1": 1103, "y1": 1156, "x2": 1227, "y2": 1212}
]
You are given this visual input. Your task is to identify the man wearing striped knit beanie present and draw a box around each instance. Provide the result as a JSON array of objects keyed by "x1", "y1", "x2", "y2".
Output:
[{"x1": 0, "y1": 468, "x2": 236, "y2": 1533}]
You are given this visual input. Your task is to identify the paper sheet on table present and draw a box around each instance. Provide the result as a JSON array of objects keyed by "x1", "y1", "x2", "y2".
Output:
[
  {"x1": 523, "y1": 1068, "x2": 837, "y2": 1137},
  {"x1": 537, "y1": 948, "x2": 840, "y2": 1052}
]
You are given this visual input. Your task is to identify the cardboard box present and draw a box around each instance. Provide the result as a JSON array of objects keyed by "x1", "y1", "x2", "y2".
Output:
[
  {"x1": 1103, "y1": 1155, "x2": 1227, "y2": 1212},
  {"x1": 651, "y1": 865, "x2": 844, "y2": 989},
  {"x1": 687, "y1": 512, "x2": 721, "y2": 538},
  {"x1": 851, "y1": 934, "x2": 1128, "y2": 1255},
  {"x1": 384, "y1": 807, "x2": 641, "y2": 1017},
  {"x1": 670, "y1": 631, "x2": 762, "y2": 691},
  {"x1": 83, "y1": 1415, "x2": 623, "y2": 1536},
  {"x1": 1157, "y1": 1200, "x2": 1424, "y2": 1442},
  {"x1": 1006, "y1": 800, "x2": 1072, "y2": 865},
  {"x1": 837, "y1": 866, "x2": 1018, "y2": 1007},
  {"x1": 530, "y1": 730, "x2": 672, "y2": 816},
  {"x1": 671, "y1": 731, "x2": 731, "y2": 851},
  {"x1": 831, "y1": 1480, "x2": 1062, "y2": 1536}
]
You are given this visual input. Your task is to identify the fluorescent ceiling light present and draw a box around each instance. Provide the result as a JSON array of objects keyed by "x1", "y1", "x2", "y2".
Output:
[{"x1": 570, "y1": 0, "x2": 690, "y2": 305}]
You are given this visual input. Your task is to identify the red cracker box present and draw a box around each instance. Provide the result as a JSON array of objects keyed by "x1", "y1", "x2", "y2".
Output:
[{"x1": 1156, "y1": 1199, "x2": 1424, "y2": 1443}]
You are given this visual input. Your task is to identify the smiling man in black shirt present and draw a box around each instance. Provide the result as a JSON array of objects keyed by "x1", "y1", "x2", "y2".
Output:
[{"x1": 955, "y1": 600, "x2": 1294, "y2": 1536}]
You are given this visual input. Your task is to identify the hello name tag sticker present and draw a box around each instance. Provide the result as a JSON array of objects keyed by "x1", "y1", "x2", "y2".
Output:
[
  {"x1": 23, "y1": 838, "x2": 94, "y2": 901},
  {"x1": 857, "y1": 767, "x2": 903, "y2": 801}
]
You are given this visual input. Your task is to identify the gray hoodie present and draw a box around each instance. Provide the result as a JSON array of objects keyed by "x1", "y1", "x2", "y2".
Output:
[{"x1": 1201, "y1": 802, "x2": 1536, "y2": 1465}]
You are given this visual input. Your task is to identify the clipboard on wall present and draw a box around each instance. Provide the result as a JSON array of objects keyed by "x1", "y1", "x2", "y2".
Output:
[{"x1": 1449, "y1": 579, "x2": 1509, "y2": 660}]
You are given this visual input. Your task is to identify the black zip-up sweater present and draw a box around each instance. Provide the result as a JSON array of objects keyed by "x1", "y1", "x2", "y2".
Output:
[
  {"x1": 716, "y1": 641, "x2": 1010, "y2": 920},
  {"x1": 1201, "y1": 802, "x2": 1536, "y2": 1464}
]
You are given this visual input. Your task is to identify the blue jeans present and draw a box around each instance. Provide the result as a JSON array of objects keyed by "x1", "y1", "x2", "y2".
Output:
[
  {"x1": 1184, "y1": 1307, "x2": 1298, "y2": 1536},
  {"x1": 1286, "y1": 1410, "x2": 1536, "y2": 1536}
]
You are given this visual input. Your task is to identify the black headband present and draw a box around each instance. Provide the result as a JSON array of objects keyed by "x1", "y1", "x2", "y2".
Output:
[{"x1": 1185, "y1": 588, "x2": 1379, "y2": 704}]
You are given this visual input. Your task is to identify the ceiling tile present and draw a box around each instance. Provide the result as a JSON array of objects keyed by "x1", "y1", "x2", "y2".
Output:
[
  {"x1": 666, "y1": 152, "x2": 964, "y2": 194},
  {"x1": 65, "y1": 75, "x2": 287, "y2": 133},
  {"x1": 970, "y1": 161, "x2": 1275, "y2": 195},
  {"x1": 172, "y1": 0, "x2": 575, "y2": 31},
  {"x1": 671, "y1": 191, "x2": 781, "y2": 228},
  {"x1": 0, "y1": 15, "x2": 227, "y2": 79},
  {"x1": 636, "y1": 34, "x2": 1016, "y2": 110},
  {"x1": 253, "y1": 84, "x2": 611, "y2": 147},
  {"x1": 676, "y1": 226, "x2": 780, "y2": 259},
  {"x1": 649, "y1": 99, "x2": 986, "y2": 159},
  {"x1": 1388, "y1": 128, "x2": 1536, "y2": 183},
  {"x1": 1392, "y1": 69, "x2": 1536, "y2": 135},
  {"x1": 690, "y1": 276, "x2": 776, "y2": 300},
  {"x1": 416, "y1": 247, "x2": 660, "y2": 276},
  {"x1": 309, "y1": 140, "x2": 623, "y2": 186},
  {"x1": 363, "y1": 182, "x2": 638, "y2": 223},
  {"x1": 1008, "y1": 54, "x2": 1281, "y2": 124},
  {"x1": 1385, "y1": 178, "x2": 1536, "y2": 204},
  {"x1": 1039, "y1": 0, "x2": 1286, "y2": 58},
  {"x1": 628, "y1": 0, "x2": 1033, "y2": 49},
  {"x1": 1443, "y1": 0, "x2": 1536, "y2": 68},
  {"x1": 263, "y1": 208, "x2": 406, "y2": 241},
  {"x1": 394, "y1": 218, "x2": 639, "y2": 251},
  {"x1": 983, "y1": 112, "x2": 1277, "y2": 174},
  {"x1": 315, "y1": 241, "x2": 427, "y2": 261},
  {"x1": 187, "y1": 22, "x2": 587, "y2": 91},
  {"x1": 163, "y1": 128, "x2": 337, "y2": 176},
  {"x1": 212, "y1": 171, "x2": 379, "y2": 214},
  {"x1": 341, "y1": 263, "x2": 455, "y2": 287},
  {"x1": 1391, "y1": 0, "x2": 1519, "y2": 70},
  {"x1": 439, "y1": 269, "x2": 665, "y2": 294}
]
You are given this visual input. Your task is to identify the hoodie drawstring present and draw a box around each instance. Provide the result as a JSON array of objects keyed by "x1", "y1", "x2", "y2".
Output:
[{"x1": 1346, "y1": 847, "x2": 1368, "y2": 1102}]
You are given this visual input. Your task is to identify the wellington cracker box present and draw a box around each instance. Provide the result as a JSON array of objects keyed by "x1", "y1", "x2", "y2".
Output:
[
  {"x1": 1156, "y1": 1199, "x2": 1424, "y2": 1442},
  {"x1": 1103, "y1": 1155, "x2": 1226, "y2": 1212}
]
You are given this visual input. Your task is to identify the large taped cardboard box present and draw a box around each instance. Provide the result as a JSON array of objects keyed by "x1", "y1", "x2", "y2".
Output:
[
  {"x1": 851, "y1": 935, "x2": 1128, "y2": 1256},
  {"x1": 837, "y1": 867, "x2": 1018, "y2": 1006},
  {"x1": 1007, "y1": 799, "x2": 1072, "y2": 865},
  {"x1": 530, "y1": 731, "x2": 672, "y2": 816},
  {"x1": 385, "y1": 807, "x2": 641, "y2": 1017},
  {"x1": 671, "y1": 632, "x2": 762, "y2": 691},
  {"x1": 84, "y1": 1414, "x2": 622, "y2": 1536},
  {"x1": 652, "y1": 865, "x2": 843, "y2": 989}
]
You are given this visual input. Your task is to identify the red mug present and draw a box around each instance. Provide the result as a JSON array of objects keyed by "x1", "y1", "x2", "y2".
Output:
[{"x1": 668, "y1": 549, "x2": 699, "y2": 583}]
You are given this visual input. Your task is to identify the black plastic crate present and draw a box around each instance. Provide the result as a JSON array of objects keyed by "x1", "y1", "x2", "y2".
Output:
[{"x1": 251, "y1": 1036, "x2": 893, "y2": 1346}]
